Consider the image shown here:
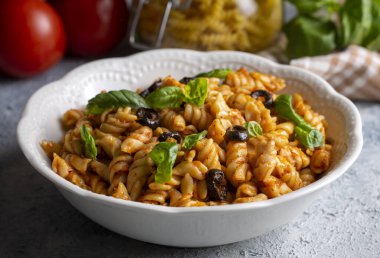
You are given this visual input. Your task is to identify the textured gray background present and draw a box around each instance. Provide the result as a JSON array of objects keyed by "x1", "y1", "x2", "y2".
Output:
[{"x1": 1, "y1": 49, "x2": 380, "y2": 257}]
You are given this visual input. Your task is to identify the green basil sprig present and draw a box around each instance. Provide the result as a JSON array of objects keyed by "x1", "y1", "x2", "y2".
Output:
[
  {"x1": 285, "y1": 0, "x2": 380, "y2": 59},
  {"x1": 183, "y1": 78, "x2": 208, "y2": 106},
  {"x1": 274, "y1": 94, "x2": 323, "y2": 148},
  {"x1": 284, "y1": 16, "x2": 337, "y2": 60},
  {"x1": 295, "y1": 123, "x2": 324, "y2": 149},
  {"x1": 287, "y1": 0, "x2": 340, "y2": 14},
  {"x1": 182, "y1": 130, "x2": 208, "y2": 150},
  {"x1": 80, "y1": 125, "x2": 97, "y2": 160},
  {"x1": 339, "y1": 0, "x2": 380, "y2": 51},
  {"x1": 87, "y1": 90, "x2": 149, "y2": 115},
  {"x1": 146, "y1": 87, "x2": 184, "y2": 109},
  {"x1": 244, "y1": 121, "x2": 263, "y2": 138},
  {"x1": 196, "y1": 68, "x2": 233, "y2": 79},
  {"x1": 145, "y1": 78, "x2": 208, "y2": 109},
  {"x1": 149, "y1": 142, "x2": 178, "y2": 184}
]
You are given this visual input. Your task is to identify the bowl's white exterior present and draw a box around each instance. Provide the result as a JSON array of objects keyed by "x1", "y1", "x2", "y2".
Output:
[{"x1": 17, "y1": 49, "x2": 362, "y2": 247}]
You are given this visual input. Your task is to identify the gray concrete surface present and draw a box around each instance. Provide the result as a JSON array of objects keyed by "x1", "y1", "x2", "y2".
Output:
[{"x1": 0, "y1": 55, "x2": 379, "y2": 258}]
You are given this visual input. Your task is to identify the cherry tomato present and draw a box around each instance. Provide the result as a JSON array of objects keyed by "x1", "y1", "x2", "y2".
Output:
[
  {"x1": 51, "y1": 0, "x2": 129, "y2": 57},
  {"x1": 0, "y1": 0, "x2": 66, "y2": 77}
]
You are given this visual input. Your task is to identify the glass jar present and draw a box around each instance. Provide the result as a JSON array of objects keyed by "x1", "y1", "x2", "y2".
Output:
[{"x1": 129, "y1": 0, "x2": 283, "y2": 52}]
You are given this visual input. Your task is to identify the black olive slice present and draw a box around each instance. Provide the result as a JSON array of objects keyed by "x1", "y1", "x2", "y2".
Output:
[
  {"x1": 206, "y1": 169, "x2": 227, "y2": 201},
  {"x1": 158, "y1": 131, "x2": 182, "y2": 144},
  {"x1": 136, "y1": 108, "x2": 160, "y2": 129},
  {"x1": 139, "y1": 79, "x2": 162, "y2": 98},
  {"x1": 179, "y1": 76, "x2": 196, "y2": 84},
  {"x1": 225, "y1": 125, "x2": 248, "y2": 142},
  {"x1": 250, "y1": 90, "x2": 273, "y2": 108}
]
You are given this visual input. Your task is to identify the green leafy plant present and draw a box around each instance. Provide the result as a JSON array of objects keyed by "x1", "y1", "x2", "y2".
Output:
[
  {"x1": 146, "y1": 78, "x2": 208, "y2": 109},
  {"x1": 145, "y1": 86, "x2": 184, "y2": 109},
  {"x1": 149, "y1": 142, "x2": 178, "y2": 184},
  {"x1": 274, "y1": 94, "x2": 323, "y2": 148},
  {"x1": 244, "y1": 121, "x2": 263, "y2": 138},
  {"x1": 80, "y1": 124, "x2": 97, "y2": 160},
  {"x1": 196, "y1": 68, "x2": 233, "y2": 79},
  {"x1": 284, "y1": 16, "x2": 337, "y2": 59},
  {"x1": 285, "y1": 0, "x2": 380, "y2": 59},
  {"x1": 183, "y1": 78, "x2": 208, "y2": 106},
  {"x1": 182, "y1": 130, "x2": 208, "y2": 150},
  {"x1": 87, "y1": 90, "x2": 149, "y2": 115}
]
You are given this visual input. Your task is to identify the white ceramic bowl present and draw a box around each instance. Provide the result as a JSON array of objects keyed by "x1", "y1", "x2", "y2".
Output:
[{"x1": 17, "y1": 49, "x2": 363, "y2": 247}]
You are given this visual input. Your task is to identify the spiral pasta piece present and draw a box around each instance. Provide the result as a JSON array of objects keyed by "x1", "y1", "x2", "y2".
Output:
[
  {"x1": 127, "y1": 146, "x2": 155, "y2": 201},
  {"x1": 279, "y1": 145, "x2": 310, "y2": 171},
  {"x1": 52, "y1": 153, "x2": 89, "y2": 190},
  {"x1": 160, "y1": 109, "x2": 186, "y2": 132},
  {"x1": 233, "y1": 193, "x2": 268, "y2": 204},
  {"x1": 121, "y1": 126, "x2": 153, "y2": 154},
  {"x1": 195, "y1": 138, "x2": 222, "y2": 170},
  {"x1": 245, "y1": 99, "x2": 276, "y2": 132},
  {"x1": 62, "y1": 153, "x2": 91, "y2": 174},
  {"x1": 112, "y1": 182, "x2": 130, "y2": 200},
  {"x1": 226, "y1": 142, "x2": 251, "y2": 187},
  {"x1": 62, "y1": 109, "x2": 85, "y2": 129},
  {"x1": 275, "y1": 156, "x2": 303, "y2": 190},
  {"x1": 84, "y1": 173, "x2": 108, "y2": 195},
  {"x1": 108, "y1": 154, "x2": 133, "y2": 193},
  {"x1": 310, "y1": 149, "x2": 331, "y2": 174},
  {"x1": 208, "y1": 118, "x2": 232, "y2": 145},
  {"x1": 183, "y1": 104, "x2": 213, "y2": 131},
  {"x1": 99, "y1": 108, "x2": 135, "y2": 135},
  {"x1": 299, "y1": 168, "x2": 316, "y2": 186},
  {"x1": 173, "y1": 160, "x2": 208, "y2": 180},
  {"x1": 253, "y1": 140, "x2": 277, "y2": 181},
  {"x1": 41, "y1": 140, "x2": 62, "y2": 160},
  {"x1": 259, "y1": 176, "x2": 292, "y2": 198}
]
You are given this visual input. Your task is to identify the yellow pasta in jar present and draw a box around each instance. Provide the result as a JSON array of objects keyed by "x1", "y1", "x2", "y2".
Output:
[{"x1": 136, "y1": 0, "x2": 282, "y2": 52}]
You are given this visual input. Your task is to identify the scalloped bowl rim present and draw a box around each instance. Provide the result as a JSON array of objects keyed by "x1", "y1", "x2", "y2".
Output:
[{"x1": 17, "y1": 49, "x2": 363, "y2": 214}]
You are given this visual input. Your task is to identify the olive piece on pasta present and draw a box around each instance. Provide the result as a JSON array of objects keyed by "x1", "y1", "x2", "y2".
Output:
[
  {"x1": 206, "y1": 169, "x2": 227, "y2": 201},
  {"x1": 158, "y1": 131, "x2": 182, "y2": 144},
  {"x1": 139, "y1": 79, "x2": 162, "y2": 98},
  {"x1": 250, "y1": 90, "x2": 273, "y2": 108},
  {"x1": 225, "y1": 125, "x2": 248, "y2": 142},
  {"x1": 179, "y1": 76, "x2": 196, "y2": 84},
  {"x1": 136, "y1": 108, "x2": 160, "y2": 129}
]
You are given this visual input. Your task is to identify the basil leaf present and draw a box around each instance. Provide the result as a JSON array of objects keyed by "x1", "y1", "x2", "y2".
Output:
[
  {"x1": 196, "y1": 68, "x2": 233, "y2": 79},
  {"x1": 295, "y1": 123, "x2": 324, "y2": 148},
  {"x1": 275, "y1": 94, "x2": 323, "y2": 148},
  {"x1": 149, "y1": 142, "x2": 178, "y2": 184},
  {"x1": 339, "y1": 0, "x2": 373, "y2": 49},
  {"x1": 274, "y1": 94, "x2": 304, "y2": 125},
  {"x1": 145, "y1": 86, "x2": 184, "y2": 109},
  {"x1": 360, "y1": 0, "x2": 380, "y2": 51},
  {"x1": 244, "y1": 121, "x2": 263, "y2": 138},
  {"x1": 284, "y1": 15, "x2": 337, "y2": 59},
  {"x1": 80, "y1": 125, "x2": 97, "y2": 160},
  {"x1": 87, "y1": 90, "x2": 149, "y2": 115},
  {"x1": 287, "y1": 0, "x2": 341, "y2": 14},
  {"x1": 183, "y1": 78, "x2": 208, "y2": 106},
  {"x1": 182, "y1": 130, "x2": 208, "y2": 150},
  {"x1": 287, "y1": 0, "x2": 325, "y2": 14}
]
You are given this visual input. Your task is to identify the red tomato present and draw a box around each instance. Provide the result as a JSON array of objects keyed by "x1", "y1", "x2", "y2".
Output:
[
  {"x1": 0, "y1": 0, "x2": 66, "y2": 77},
  {"x1": 51, "y1": 0, "x2": 129, "y2": 57}
]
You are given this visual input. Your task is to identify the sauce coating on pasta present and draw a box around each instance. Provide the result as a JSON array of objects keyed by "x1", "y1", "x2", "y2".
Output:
[{"x1": 42, "y1": 68, "x2": 332, "y2": 207}]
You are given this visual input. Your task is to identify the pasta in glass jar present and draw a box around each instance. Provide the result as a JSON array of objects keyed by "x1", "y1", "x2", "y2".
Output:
[{"x1": 130, "y1": 0, "x2": 283, "y2": 52}]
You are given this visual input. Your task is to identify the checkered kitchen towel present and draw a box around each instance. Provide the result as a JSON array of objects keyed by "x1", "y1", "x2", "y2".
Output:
[
  {"x1": 290, "y1": 45, "x2": 380, "y2": 101},
  {"x1": 258, "y1": 40, "x2": 380, "y2": 101}
]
